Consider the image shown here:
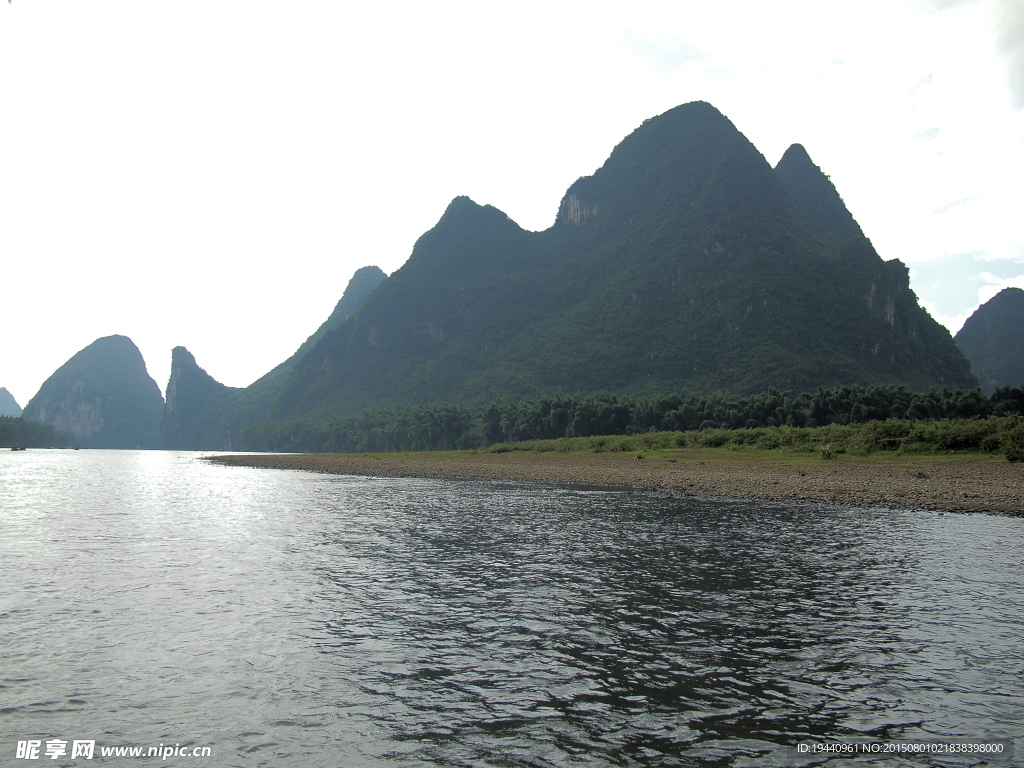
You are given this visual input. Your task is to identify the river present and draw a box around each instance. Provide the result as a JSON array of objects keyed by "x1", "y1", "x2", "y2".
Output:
[{"x1": 1, "y1": 450, "x2": 1021, "y2": 766}]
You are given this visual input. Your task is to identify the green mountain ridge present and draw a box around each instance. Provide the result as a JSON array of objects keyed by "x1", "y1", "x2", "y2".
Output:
[
  {"x1": 269, "y1": 101, "x2": 974, "y2": 424},
  {"x1": 159, "y1": 266, "x2": 387, "y2": 449},
  {"x1": 61, "y1": 101, "x2": 971, "y2": 450},
  {"x1": 955, "y1": 287, "x2": 1024, "y2": 393},
  {"x1": 21, "y1": 335, "x2": 164, "y2": 448}
]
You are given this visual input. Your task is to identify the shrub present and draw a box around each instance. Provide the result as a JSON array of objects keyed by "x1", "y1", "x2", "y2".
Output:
[
  {"x1": 1002, "y1": 421, "x2": 1024, "y2": 462},
  {"x1": 698, "y1": 429, "x2": 730, "y2": 448},
  {"x1": 1005, "y1": 440, "x2": 1024, "y2": 462}
]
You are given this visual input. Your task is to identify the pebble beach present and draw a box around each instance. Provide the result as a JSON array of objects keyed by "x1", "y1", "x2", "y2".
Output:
[{"x1": 208, "y1": 449, "x2": 1024, "y2": 515}]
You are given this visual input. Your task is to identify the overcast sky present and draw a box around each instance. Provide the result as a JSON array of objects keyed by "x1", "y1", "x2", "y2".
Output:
[{"x1": 2, "y1": 0, "x2": 1022, "y2": 406}]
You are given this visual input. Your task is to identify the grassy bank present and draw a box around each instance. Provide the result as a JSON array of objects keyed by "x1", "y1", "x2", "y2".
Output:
[
  {"x1": 483, "y1": 416, "x2": 1024, "y2": 462},
  {"x1": 210, "y1": 424, "x2": 1024, "y2": 514}
]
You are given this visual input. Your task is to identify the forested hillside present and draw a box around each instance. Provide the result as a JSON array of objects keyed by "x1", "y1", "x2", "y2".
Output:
[{"x1": 270, "y1": 102, "x2": 973, "y2": 425}]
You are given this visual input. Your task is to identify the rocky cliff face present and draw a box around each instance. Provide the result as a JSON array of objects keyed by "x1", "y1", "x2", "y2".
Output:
[
  {"x1": 27, "y1": 382, "x2": 103, "y2": 438},
  {"x1": 21, "y1": 335, "x2": 164, "y2": 448},
  {"x1": 160, "y1": 346, "x2": 243, "y2": 450}
]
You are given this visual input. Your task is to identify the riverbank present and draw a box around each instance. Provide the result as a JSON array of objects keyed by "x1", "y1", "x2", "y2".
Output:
[{"x1": 208, "y1": 448, "x2": 1024, "y2": 514}]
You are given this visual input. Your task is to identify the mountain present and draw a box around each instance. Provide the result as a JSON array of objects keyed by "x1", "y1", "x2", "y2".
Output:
[
  {"x1": 160, "y1": 346, "x2": 244, "y2": 450},
  {"x1": 21, "y1": 335, "x2": 164, "y2": 448},
  {"x1": 774, "y1": 143, "x2": 864, "y2": 249},
  {"x1": 160, "y1": 266, "x2": 387, "y2": 449},
  {"x1": 955, "y1": 287, "x2": 1024, "y2": 393},
  {"x1": 269, "y1": 101, "x2": 974, "y2": 424},
  {"x1": 221, "y1": 265, "x2": 387, "y2": 427},
  {"x1": 0, "y1": 387, "x2": 21, "y2": 417}
]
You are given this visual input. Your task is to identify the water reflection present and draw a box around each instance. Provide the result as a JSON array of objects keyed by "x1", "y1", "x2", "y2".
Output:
[{"x1": 0, "y1": 451, "x2": 1021, "y2": 767}]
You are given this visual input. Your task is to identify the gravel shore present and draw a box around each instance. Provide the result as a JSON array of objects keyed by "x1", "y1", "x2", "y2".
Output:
[{"x1": 208, "y1": 449, "x2": 1024, "y2": 515}]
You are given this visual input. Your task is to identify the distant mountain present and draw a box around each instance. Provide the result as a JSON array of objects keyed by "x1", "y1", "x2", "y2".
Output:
[
  {"x1": 0, "y1": 387, "x2": 21, "y2": 417},
  {"x1": 269, "y1": 101, "x2": 974, "y2": 424},
  {"x1": 956, "y1": 287, "x2": 1024, "y2": 393},
  {"x1": 160, "y1": 346, "x2": 243, "y2": 450},
  {"x1": 160, "y1": 266, "x2": 386, "y2": 449},
  {"x1": 21, "y1": 335, "x2": 164, "y2": 448}
]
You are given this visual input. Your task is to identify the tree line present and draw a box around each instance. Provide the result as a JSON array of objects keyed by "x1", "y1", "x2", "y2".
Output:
[
  {"x1": 0, "y1": 416, "x2": 74, "y2": 448},
  {"x1": 482, "y1": 385, "x2": 1024, "y2": 442},
  {"x1": 241, "y1": 403, "x2": 479, "y2": 453},
  {"x1": 240, "y1": 384, "x2": 1024, "y2": 453}
]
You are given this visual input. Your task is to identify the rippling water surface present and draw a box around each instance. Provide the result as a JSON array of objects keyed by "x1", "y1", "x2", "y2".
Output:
[{"x1": 1, "y1": 450, "x2": 1022, "y2": 766}]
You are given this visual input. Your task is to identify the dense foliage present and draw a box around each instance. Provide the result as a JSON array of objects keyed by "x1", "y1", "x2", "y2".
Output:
[
  {"x1": 269, "y1": 102, "x2": 975, "y2": 426},
  {"x1": 494, "y1": 417, "x2": 1024, "y2": 462},
  {"x1": 773, "y1": 143, "x2": 863, "y2": 249},
  {"x1": 956, "y1": 287, "x2": 1024, "y2": 394},
  {"x1": 242, "y1": 404, "x2": 480, "y2": 453},
  {"x1": 481, "y1": 385, "x2": 1024, "y2": 442},
  {"x1": 240, "y1": 384, "x2": 1024, "y2": 456},
  {"x1": 0, "y1": 416, "x2": 74, "y2": 448}
]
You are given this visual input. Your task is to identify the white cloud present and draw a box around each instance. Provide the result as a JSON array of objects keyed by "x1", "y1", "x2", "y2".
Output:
[
  {"x1": 991, "y1": 0, "x2": 1024, "y2": 108},
  {"x1": 932, "y1": 195, "x2": 980, "y2": 214},
  {"x1": 932, "y1": 0, "x2": 1024, "y2": 108},
  {"x1": 929, "y1": 273, "x2": 1024, "y2": 335},
  {"x1": 977, "y1": 273, "x2": 1024, "y2": 304},
  {"x1": 922, "y1": 300, "x2": 972, "y2": 336},
  {"x1": 622, "y1": 30, "x2": 707, "y2": 73}
]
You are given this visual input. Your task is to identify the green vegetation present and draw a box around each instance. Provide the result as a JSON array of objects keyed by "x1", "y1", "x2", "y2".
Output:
[
  {"x1": 269, "y1": 102, "x2": 975, "y2": 426},
  {"x1": 481, "y1": 417, "x2": 1024, "y2": 463},
  {"x1": 774, "y1": 143, "x2": 864, "y2": 250},
  {"x1": 160, "y1": 266, "x2": 387, "y2": 450},
  {"x1": 240, "y1": 383, "x2": 1024, "y2": 462},
  {"x1": 0, "y1": 416, "x2": 74, "y2": 448},
  {"x1": 480, "y1": 384, "x2": 1023, "y2": 442},
  {"x1": 956, "y1": 287, "x2": 1024, "y2": 394},
  {"x1": 242, "y1": 403, "x2": 479, "y2": 453},
  {"x1": 21, "y1": 335, "x2": 164, "y2": 449},
  {"x1": 160, "y1": 103, "x2": 980, "y2": 449}
]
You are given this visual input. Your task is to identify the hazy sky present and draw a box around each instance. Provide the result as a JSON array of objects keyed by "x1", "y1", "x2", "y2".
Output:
[{"x1": 2, "y1": 0, "x2": 1022, "y2": 406}]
